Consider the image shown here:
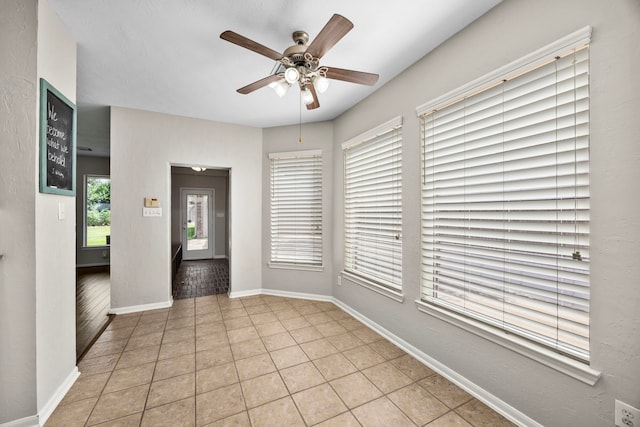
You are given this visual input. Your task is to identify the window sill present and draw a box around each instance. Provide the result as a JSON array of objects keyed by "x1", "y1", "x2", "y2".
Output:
[
  {"x1": 83, "y1": 245, "x2": 110, "y2": 249},
  {"x1": 414, "y1": 299, "x2": 601, "y2": 386},
  {"x1": 268, "y1": 262, "x2": 324, "y2": 272},
  {"x1": 341, "y1": 271, "x2": 404, "y2": 303}
]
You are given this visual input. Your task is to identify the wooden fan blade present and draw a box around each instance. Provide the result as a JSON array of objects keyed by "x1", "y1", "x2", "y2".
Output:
[
  {"x1": 306, "y1": 85, "x2": 320, "y2": 110},
  {"x1": 325, "y1": 67, "x2": 379, "y2": 86},
  {"x1": 306, "y1": 14, "x2": 353, "y2": 59},
  {"x1": 220, "y1": 31, "x2": 283, "y2": 61},
  {"x1": 237, "y1": 74, "x2": 282, "y2": 94}
]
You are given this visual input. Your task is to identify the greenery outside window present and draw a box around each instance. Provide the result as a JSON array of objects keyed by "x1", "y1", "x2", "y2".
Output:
[{"x1": 85, "y1": 175, "x2": 111, "y2": 247}]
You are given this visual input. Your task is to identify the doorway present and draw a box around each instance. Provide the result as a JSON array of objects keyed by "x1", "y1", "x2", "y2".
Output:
[
  {"x1": 180, "y1": 188, "x2": 214, "y2": 260},
  {"x1": 170, "y1": 166, "x2": 230, "y2": 297}
]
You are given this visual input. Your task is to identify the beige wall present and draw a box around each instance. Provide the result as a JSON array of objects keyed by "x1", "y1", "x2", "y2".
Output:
[
  {"x1": 261, "y1": 122, "x2": 334, "y2": 296},
  {"x1": 110, "y1": 107, "x2": 262, "y2": 309},
  {"x1": 0, "y1": 0, "x2": 39, "y2": 422},
  {"x1": 0, "y1": 0, "x2": 78, "y2": 423},
  {"x1": 35, "y1": 0, "x2": 78, "y2": 416},
  {"x1": 332, "y1": 0, "x2": 640, "y2": 426},
  {"x1": 3, "y1": 0, "x2": 639, "y2": 425}
]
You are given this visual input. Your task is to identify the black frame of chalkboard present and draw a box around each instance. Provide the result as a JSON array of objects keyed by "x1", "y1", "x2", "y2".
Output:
[{"x1": 39, "y1": 78, "x2": 77, "y2": 196}]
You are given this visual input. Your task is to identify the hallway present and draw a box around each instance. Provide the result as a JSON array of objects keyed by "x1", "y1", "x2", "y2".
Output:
[{"x1": 173, "y1": 259, "x2": 229, "y2": 300}]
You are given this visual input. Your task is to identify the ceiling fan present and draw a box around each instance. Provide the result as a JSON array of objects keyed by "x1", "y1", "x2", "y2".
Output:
[{"x1": 220, "y1": 14, "x2": 379, "y2": 110}]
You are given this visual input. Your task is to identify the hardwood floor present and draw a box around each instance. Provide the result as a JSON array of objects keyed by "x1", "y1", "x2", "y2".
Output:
[{"x1": 76, "y1": 266, "x2": 112, "y2": 360}]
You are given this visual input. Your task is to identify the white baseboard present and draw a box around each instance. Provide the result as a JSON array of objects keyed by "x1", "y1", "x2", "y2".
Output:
[
  {"x1": 0, "y1": 416, "x2": 39, "y2": 427},
  {"x1": 37, "y1": 367, "x2": 80, "y2": 426},
  {"x1": 76, "y1": 262, "x2": 110, "y2": 268},
  {"x1": 228, "y1": 288, "x2": 261, "y2": 299},
  {"x1": 261, "y1": 288, "x2": 333, "y2": 302},
  {"x1": 228, "y1": 288, "x2": 332, "y2": 303},
  {"x1": 109, "y1": 299, "x2": 173, "y2": 315},
  {"x1": 332, "y1": 298, "x2": 542, "y2": 427}
]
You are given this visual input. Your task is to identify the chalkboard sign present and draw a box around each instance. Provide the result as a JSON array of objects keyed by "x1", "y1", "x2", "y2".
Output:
[{"x1": 39, "y1": 78, "x2": 76, "y2": 196}]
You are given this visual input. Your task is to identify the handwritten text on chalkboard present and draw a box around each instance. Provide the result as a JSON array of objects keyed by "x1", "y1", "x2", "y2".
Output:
[
  {"x1": 46, "y1": 91, "x2": 73, "y2": 190},
  {"x1": 39, "y1": 79, "x2": 75, "y2": 196}
]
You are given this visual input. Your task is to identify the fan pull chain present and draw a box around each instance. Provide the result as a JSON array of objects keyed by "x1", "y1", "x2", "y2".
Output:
[{"x1": 299, "y1": 90, "x2": 303, "y2": 143}]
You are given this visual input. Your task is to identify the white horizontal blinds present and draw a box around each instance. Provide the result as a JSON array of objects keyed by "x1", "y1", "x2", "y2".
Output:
[
  {"x1": 344, "y1": 125, "x2": 402, "y2": 290},
  {"x1": 270, "y1": 151, "x2": 322, "y2": 266},
  {"x1": 421, "y1": 46, "x2": 590, "y2": 361}
]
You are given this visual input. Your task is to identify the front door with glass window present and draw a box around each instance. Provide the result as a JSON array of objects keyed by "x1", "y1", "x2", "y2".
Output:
[{"x1": 180, "y1": 188, "x2": 214, "y2": 260}]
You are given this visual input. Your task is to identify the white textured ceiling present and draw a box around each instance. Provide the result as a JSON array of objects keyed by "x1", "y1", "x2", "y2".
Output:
[{"x1": 49, "y1": 0, "x2": 501, "y2": 154}]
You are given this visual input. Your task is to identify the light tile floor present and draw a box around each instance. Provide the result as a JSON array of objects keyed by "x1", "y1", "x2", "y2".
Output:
[{"x1": 46, "y1": 294, "x2": 516, "y2": 427}]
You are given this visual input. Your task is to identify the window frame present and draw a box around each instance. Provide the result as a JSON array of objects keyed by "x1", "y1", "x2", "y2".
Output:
[
  {"x1": 415, "y1": 26, "x2": 601, "y2": 385},
  {"x1": 268, "y1": 149, "x2": 324, "y2": 271},
  {"x1": 342, "y1": 116, "x2": 403, "y2": 300},
  {"x1": 84, "y1": 174, "x2": 111, "y2": 248}
]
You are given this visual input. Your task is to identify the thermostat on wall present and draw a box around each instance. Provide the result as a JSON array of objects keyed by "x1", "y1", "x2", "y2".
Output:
[{"x1": 144, "y1": 197, "x2": 160, "y2": 207}]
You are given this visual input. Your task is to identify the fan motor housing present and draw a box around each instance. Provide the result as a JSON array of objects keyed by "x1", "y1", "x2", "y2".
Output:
[
  {"x1": 292, "y1": 31, "x2": 309, "y2": 45},
  {"x1": 283, "y1": 44, "x2": 307, "y2": 65}
]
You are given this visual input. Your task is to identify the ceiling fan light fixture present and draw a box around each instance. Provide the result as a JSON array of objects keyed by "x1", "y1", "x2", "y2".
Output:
[
  {"x1": 301, "y1": 87, "x2": 314, "y2": 105},
  {"x1": 221, "y1": 14, "x2": 379, "y2": 111},
  {"x1": 191, "y1": 167, "x2": 207, "y2": 172},
  {"x1": 312, "y1": 75, "x2": 329, "y2": 94},
  {"x1": 269, "y1": 79, "x2": 290, "y2": 98},
  {"x1": 284, "y1": 67, "x2": 300, "y2": 84}
]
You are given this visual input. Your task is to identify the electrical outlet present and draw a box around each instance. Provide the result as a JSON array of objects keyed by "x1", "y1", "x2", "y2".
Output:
[{"x1": 616, "y1": 400, "x2": 640, "y2": 427}]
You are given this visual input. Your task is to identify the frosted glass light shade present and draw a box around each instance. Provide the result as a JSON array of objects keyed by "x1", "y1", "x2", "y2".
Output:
[
  {"x1": 301, "y1": 87, "x2": 314, "y2": 105},
  {"x1": 284, "y1": 67, "x2": 300, "y2": 84},
  {"x1": 269, "y1": 79, "x2": 290, "y2": 97},
  {"x1": 313, "y1": 75, "x2": 329, "y2": 93}
]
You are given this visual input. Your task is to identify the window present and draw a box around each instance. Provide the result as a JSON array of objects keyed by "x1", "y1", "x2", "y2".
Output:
[
  {"x1": 269, "y1": 150, "x2": 323, "y2": 269},
  {"x1": 343, "y1": 117, "x2": 403, "y2": 295},
  {"x1": 418, "y1": 29, "x2": 591, "y2": 363},
  {"x1": 85, "y1": 175, "x2": 111, "y2": 247}
]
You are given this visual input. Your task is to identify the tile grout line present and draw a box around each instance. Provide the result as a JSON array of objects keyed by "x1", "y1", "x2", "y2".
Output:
[
  {"x1": 52, "y1": 294, "x2": 508, "y2": 427},
  {"x1": 81, "y1": 311, "x2": 144, "y2": 427}
]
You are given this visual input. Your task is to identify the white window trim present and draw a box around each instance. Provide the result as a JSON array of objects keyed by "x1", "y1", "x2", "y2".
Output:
[
  {"x1": 342, "y1": 116, "x2": 404, "y2": 294},
  {"x1": 342, "y1": 116, "x2": 403, "y2": 150},
  {"x1": 268, "y1": 149, "x2": 323, "y2": 160},
  {"x1": 416, "y1": 26, "x2": 592, "y2": 117},
  {"x1": 415, "y1": 300, "x2": 600, "y2": 385},
  {"x1": 269, "y1": 149, "x2": 323, "y2": 269},
  {"x1": 415, "y1": 25, "x2": 599, "y2": 383},
  {"x1": 341, "y1": 270, "x2": 404, "y2": 303},
  {"x1": 268, "y1": 262, "x2": 324, "y2": 272}
]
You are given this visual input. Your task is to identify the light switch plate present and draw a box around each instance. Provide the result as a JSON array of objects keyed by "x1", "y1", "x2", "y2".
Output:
[
  {"x1": 143, "y1": 207, "x2": 162, "y2": 217},
  {"x1": 58, "y1": 202, "x2": 65, "y2": 220}
]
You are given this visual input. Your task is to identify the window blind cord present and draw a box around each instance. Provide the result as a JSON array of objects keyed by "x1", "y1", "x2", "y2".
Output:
[
  {"x1": 554, "y1": 57, "x2": 561, "y2": 345},
  {"x1": 572, "y1": 49, "x2": 582, "y2": 262},
  {"x1": 501, "y1": 81, "x2": 506, "y2": 326},
  {"x1": 463, "y1": 97, "x2": 468, "y2": 312}
]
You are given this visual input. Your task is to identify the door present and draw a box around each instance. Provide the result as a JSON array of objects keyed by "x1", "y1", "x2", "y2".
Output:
[{"x1": 180, "y1": 188, "x2": 214, "y2": 260}]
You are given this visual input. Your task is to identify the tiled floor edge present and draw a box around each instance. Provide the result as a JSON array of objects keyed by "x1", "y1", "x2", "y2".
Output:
[
  {"x1": 37, "y1": 367, "x2": 80, "y2": 427},
  {"x1": 331, "y1": 298, "x2": 542, "y2": 427}
]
